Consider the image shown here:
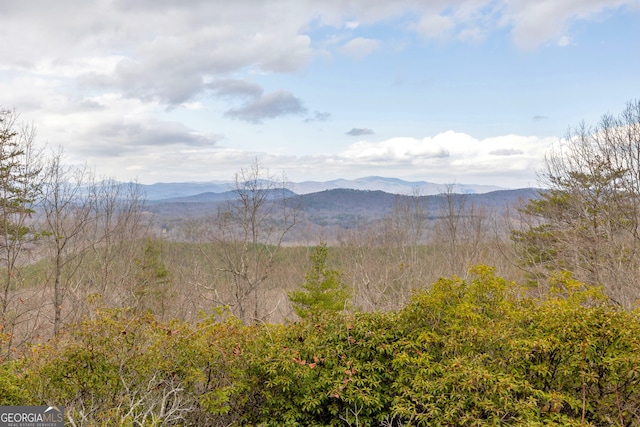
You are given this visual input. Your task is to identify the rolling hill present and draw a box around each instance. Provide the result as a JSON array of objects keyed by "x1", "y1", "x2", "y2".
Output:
[{"x1": 139, "y1": 176, "x2": 505, "y2": 200}]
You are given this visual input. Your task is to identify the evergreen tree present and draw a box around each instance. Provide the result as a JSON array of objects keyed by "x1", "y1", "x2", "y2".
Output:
[
  {"x1": 512, "y1": 100, "x2": 640, "y2": 306},
  {"x1": 0, "y1": 109, "x2": 42, "y2": 354},
  {"x1": 288, "y1": 243, "x2": 350, "y2": 318},
  {"x1": 133, "y1": 238, "x2": 172, "y2": 317}
]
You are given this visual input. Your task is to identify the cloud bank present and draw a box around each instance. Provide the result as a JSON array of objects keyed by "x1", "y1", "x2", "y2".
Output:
[
  {"x1": 81, "y1": 131, "x2": 554, "y2": 187},
  {"x1": 2, "y1": 0, "x2": 631, "y2": 108},
  {"x1": 0, "y1": 0, "x2": 631, "y2": 187}
]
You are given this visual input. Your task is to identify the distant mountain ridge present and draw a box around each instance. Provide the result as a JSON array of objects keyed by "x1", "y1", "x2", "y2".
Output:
[
  {"x1": 144, "y1": 187, "x2": 541, "y2": 237},
  {"x1": 140, "y1": 176, "x2": 505, "y2": 201},
  {"x1": 291, "y1": 176, "x2": 502, "y2": 196},
  {"x1": 141, "y1": 181, "x2": 233, "y2": 200}
]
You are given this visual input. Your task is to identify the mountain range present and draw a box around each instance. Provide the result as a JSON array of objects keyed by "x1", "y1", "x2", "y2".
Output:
[
  {"x1": 142, "y1": 175, "x2": 541, "y2": 242},
  {"x1": 140, "y1": 176, "x2": 505, "y2": 200}
]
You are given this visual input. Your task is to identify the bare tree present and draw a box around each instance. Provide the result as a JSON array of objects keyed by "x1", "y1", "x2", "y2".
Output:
[
  {"x1": 87, "y1": 178, "x2": 149, "y2": 301},
  {"x1": 203, "y1": 160, "x2": 300, "y2": 323},
  {"x1": 41, "y1": 151, "x2": 150, "y2": 333},
  {"x1": 41, "y1": 151, "x2": 96, "y2": 334},
  {"x1": 0, "y1": 109, "x2": 44, "y2": 357},
  {"x1": 344, "y1": 191, "x2": 429, "y2": 311},
  {"x1": 514, "y1": 100, "x2": 640, "y2": 306},
  {"x1": 391, "y1": 189, "x2": 429, "y2": 248},
  {"x1": 433, "y1": 185, "x2": 490, "y2": 276}
]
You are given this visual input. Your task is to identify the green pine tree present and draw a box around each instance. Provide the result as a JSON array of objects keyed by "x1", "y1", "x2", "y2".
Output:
[
  {"x1": 133, "y1": 238, "x2": 172, "y2": 317},
  {"x1": 288, "y1": 243, "x2": 350, "y2": 318}
]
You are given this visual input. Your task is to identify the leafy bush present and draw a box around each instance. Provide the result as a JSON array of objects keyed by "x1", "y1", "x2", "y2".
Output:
[{"x1": 2, "y1": 266, "x2": 639, "y2": 426}]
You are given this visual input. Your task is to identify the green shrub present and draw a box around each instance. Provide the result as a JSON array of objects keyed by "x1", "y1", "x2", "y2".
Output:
[{"x1": 2, "y1": 266, "x2": 639, "y2": 426}]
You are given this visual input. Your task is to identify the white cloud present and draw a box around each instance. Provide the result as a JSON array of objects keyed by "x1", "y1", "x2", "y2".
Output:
[
  {"x1": 0, "y1": 0, "x2": 633, "y2": 110},
  {"x1": 305, "y1": 111, "x2": 331, "y2": 123},
  {"x1": 333, "y1": 132, "x2": 556, "y2": 187},
  {"x1": 408, "y1": 0, "x2": 636, "y2": 48},
  {"x1": 0, "y1": 1, "x2": 316, "y2": 107},
  {"x1": 181, "y1": 102, "x2": 205, "y2": 110},
  {"x1": 416, "y1": 13, "x2": 455, "y2": 39},
  {"x1": 0, "y1": 0, "x2": 630, "y2": 188},
  {"x1": 209, "y1": 79, "x2": 265, "y2": 99},
  {"x1": 340, "y1": 136, "x2": 449, "y2": 163},
  {"x1": 9, "y1": 92, "x2": 222, "y2": 173},
  {"x1": 340, "y1": 37, "x2": 380, "y2": 59},
  {"x1": 345, "y1": 21, "x2": 360, "y2": 30},
  {"x1": 457, "y1": 26, "x2": 486, "y2": 43},
  {"x1": 28, "y1": 120, "x2": 556, "y2": 187},
  {"x1": 79, "y1": 118, "x2": 220, "y2": 156},
  {"x1": 504, "y1": 0, "x2": 633, "y2": 49}
]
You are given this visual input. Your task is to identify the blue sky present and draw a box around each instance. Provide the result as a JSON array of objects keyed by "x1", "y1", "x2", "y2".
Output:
[{"x1": 1, "y1": 0, "x2": 639, "y2": 188}]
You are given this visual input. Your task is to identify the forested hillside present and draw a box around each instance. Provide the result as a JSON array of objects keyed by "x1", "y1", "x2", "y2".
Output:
[
  {"x1": 1, "y1": 102, "x2": 640, "y2": 425},
  {"x1": 147, "y1": 187, "x2": 539, "y2": 243}
]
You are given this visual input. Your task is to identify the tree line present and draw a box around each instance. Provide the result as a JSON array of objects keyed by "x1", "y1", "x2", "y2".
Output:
[
  {"x1": 2, "y1": 101, "x2": 640, "y2": 342},
  {"x1": 2, "y1": 100, "x2": 640, "y2": 424},
  {"x1": 513, "y1": 100, "x2": 640, "y2": 307},
  {"x1": 0, "y1": 108, "x2": 149, "y2": 360}
]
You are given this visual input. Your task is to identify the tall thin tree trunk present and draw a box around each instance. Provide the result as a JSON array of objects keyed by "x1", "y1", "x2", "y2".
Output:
[{"x1": 54, "y1": 246, "x2": 63, "y2": 335}]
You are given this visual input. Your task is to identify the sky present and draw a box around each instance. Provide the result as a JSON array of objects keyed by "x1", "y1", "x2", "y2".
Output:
[{"x1": 1, "y1": 0, "x2": 639, "y2": 188}]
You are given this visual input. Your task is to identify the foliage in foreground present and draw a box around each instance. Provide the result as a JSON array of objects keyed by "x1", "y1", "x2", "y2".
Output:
[{"x1": 1, "y1": 265, "x2": 640, "y2": 426}]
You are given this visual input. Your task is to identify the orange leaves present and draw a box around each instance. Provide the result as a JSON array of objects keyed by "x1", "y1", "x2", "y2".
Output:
[{"x1": 292, "y1": 353, "x2": 324, "y2": 369}]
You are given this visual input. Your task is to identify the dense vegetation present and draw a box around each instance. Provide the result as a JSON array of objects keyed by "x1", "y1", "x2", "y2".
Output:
[
  {"x1": 2, "y1": 266, "x2": 639, "y2": 426},
  {"x1": 2, "y1": 102, "x2": 640, "y2": 425}
]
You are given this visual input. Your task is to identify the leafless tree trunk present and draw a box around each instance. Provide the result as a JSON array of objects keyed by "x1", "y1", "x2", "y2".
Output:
[
  {"x1": 42, "y1": 151, "x2": 150, "y2": 333},
  {"x1": 201, "y1": 160, "x2": 300, "y2": 323},
  {"x1": 433, "y1": 185, "x2": 490, "y2": 276},
  {"x1": 41, "y1": 151, "x2": 96, "y2": 334},
  {"x1": 343, "y1": 191, "x2": 430, "y2": 311},
  {"x1": 88, "y1": 178, "x2": 149, "y2": 304},
  {"x1": 0, "y1": 109, "x2": 44, "y2": 358}
]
